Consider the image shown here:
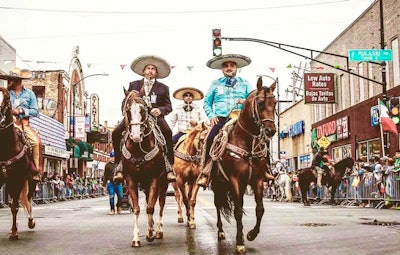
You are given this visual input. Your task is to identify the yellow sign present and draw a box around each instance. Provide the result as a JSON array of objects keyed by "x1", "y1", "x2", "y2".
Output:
[{"x1": 317, "y1": 136, "x2": 331, "y2": 148}]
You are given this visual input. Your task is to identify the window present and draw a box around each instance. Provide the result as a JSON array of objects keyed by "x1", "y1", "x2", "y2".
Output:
[
  {"x1": 357, "y1": 139, "x2": 380, "y2": 162},
  {"x1": 332, "y1": 144, "x2": 351, "y2": 161}
]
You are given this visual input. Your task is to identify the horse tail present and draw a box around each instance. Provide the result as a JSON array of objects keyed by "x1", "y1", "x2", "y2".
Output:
[
  {"x1": 19, "y1": 179, "x2": 33, "y2": 215},
  {"x1": 212, "y1": 178, "x2": 234, "y2": 222}
]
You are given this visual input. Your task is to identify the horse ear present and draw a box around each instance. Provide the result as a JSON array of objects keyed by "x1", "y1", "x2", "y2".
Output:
[
  {"x1": 123, "y1": 87, "x2": 129, "y2": 96},
  {"x1": 257, "y1": 76, "x2": 263, "y2": 90},
  {"x1": 269, "y1": 80, "x2": 277, "y2": 92}
]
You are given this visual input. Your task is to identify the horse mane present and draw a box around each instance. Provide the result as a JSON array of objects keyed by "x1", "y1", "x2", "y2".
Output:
[{"x1": 334, "y1": 157, "x2": 355, "y2": 173}]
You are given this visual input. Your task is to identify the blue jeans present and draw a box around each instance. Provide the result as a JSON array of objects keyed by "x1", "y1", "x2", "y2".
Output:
[{"x1": 107, "y1": 181, "x2": 123, "y2": 210}]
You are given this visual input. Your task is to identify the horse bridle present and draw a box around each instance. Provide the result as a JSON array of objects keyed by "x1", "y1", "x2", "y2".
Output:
[
  {"x1": 124, "y1": 92, "x2": 151, "y2": 136},
  {"x1": 0, "y1": 98, "x2": 14, "y2": 131}
]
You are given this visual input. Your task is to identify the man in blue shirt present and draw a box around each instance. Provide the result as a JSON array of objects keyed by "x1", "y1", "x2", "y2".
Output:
[
  {"x1": 197, "y1": 54, "x2": 259, "y2": 187},
  {"x1": 0, "y1": 67, "x2": 40, "y2": 181}
]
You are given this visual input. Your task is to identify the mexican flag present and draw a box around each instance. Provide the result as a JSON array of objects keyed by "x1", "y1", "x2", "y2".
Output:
[{"x1": 379, "y1": 99, "x2": 398, "y2": 134}]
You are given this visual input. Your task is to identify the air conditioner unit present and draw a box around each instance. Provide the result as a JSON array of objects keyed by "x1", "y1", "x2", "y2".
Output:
[{"x1": 69, "y1": 158, "x2": 78, "y2": 168}]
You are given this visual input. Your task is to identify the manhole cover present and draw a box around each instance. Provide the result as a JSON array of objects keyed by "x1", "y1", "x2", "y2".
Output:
[
  {"x1": 300, "y1": 223, "x2": 335, "y2": 227},
  {"x1": 361, "y1": 220, "x2": 400, "y2": 226}
]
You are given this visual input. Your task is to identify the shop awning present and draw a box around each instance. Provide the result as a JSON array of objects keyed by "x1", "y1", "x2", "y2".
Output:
[{"x1": 77, "y1": 141, "x2": 93, "y2": 162}]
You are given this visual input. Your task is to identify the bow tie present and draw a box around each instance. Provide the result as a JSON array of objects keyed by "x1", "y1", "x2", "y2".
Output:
[
  {"x1": 225, "y1": 77, "x2": 237, "y2": 87},
  {"x1": 183, "y1": 104, "x2": 193, "y2": 112},
  {"x1": 145, "y1": 79, "x2": 154, "y2": 87}
]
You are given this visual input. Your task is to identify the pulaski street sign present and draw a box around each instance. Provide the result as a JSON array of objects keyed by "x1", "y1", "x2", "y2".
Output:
[{"x1": 304, "y1": 73, "x2": 336, "y2": 104}]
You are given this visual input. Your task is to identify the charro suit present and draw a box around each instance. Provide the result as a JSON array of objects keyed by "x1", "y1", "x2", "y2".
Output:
[{"x1": 112, "y1": 79, "x2": 174, "y2": 166}]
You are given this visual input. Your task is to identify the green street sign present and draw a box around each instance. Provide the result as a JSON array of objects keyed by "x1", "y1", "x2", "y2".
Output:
[{"x1": 349, "y1": 49, "x2": 392, "y2": 62}]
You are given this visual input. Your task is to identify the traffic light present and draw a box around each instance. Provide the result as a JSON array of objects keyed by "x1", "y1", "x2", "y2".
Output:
[
  {"x1": 390, "y1": 96, "x2": 400, "y2": 124},
  {"x1": 212, "y1": 29, "x2": 222, "y2": 57}
]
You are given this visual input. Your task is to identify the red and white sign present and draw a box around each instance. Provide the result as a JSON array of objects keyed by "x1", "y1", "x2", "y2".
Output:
[{"x1": 304, "y1": 73, "x2": 336, "y2": 104}]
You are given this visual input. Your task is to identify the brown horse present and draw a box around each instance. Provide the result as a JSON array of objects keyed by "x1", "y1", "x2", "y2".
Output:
[
  {"x1": 172, "y1": 122, "x2": 210, "y2": 228},
  {"x1": 210, "y1": 77, "x2": 277, "y2": 253},
  {"x1": 0, "y1": 87, "x2": 36, "y2": 240},
  {"x1": 298, "y1": 157, "x2": 355, "y2": 206},
  {"x1": 120, "y1": 89, "x2": 168, "y2": 247}
]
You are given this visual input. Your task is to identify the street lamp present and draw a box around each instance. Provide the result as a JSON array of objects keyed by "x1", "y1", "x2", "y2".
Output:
[{"x1": 70, "y1": 73, "x2": 108, "y2": 138}]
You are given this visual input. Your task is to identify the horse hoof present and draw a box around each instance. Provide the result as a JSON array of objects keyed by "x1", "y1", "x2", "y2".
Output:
[
  {"x1": 217, "y1": 232, "x2": 225, "y2": 241},
  {"x1": 146, "y1": 235, "x2": 155, "y2": 242},
  {"x1": 155, "y1": 231, "x2": 163, "y2": 239},
  {"x1": 178, "y1": 217, "x2": 184, "y2": 223},
  {"x1": 304, "y1": 203, "x2": 310, "y2": 206},
  {"x1": 131, "y1": 241, "x2": 141, "y2": 247},
  {"x1": 9, "y1": 235, "x2": 19, "y2": 241},
  {"x1": 189, "y1": 222, "x2": 196, "y2": 229},
  {"x1": 246, "y1": 229, "x2": 258, "y2": 241},
  {"x1": 235, "y1": 245, "x2": 246, "y2": 254},
  {"x1": 28, "y1": 219, "x2": 35, "y2": 229}
]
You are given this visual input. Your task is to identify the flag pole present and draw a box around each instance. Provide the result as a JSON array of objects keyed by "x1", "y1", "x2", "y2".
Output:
[{"x1": 378, "y1": 98, "x2": 385, "y2": 157}]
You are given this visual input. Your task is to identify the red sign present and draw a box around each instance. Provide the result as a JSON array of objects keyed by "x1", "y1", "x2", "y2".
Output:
[{"x1": 304, "y1": 73, "x2": 336, "y2": 104}]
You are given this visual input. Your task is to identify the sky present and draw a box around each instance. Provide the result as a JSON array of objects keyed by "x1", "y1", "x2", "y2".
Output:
[{"x1": 0, "y1": 0, "x2": 375, "y2": 126}]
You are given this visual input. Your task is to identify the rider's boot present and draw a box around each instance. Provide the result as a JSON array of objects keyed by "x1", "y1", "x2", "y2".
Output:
[
  {"x1": 197, "y1": 159, "x2": 213, "y2": 187},
  {"x1": 165, "y1": 155, "x2": 176, "y2": 182},
  {"x1": 31, "y1": 144, "x2": 41, "y2": 182}
]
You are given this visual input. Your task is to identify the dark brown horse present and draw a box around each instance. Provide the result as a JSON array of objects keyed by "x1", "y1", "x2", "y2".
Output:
[
  {"x1": 298, "y1": 157, "x2": 355, "y2": 206},
  {"x1": 120, "y1": 89, "x2": 168, "y2": 247},
  {"x1": 172, "y1": 122, "x2": 210, "y2": 228},
  {"x1": 0, "y1": 87, "x2": 36, "y2": 240},
  {"x1": 210, "y1": 77, "x2": 277, "y2": 254}
]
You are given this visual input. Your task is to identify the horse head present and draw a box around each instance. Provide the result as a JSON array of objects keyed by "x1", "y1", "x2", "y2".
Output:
[
  {"x1": 123, "y1": 89, "x2": 149, "y2": 143},
  {"x1": 190, "y1": 122, "x2": 210, "y2": 153},
  {"x1": 243, "y1": 77, "x2": 277, "y2": 138},
  {"x1": 0, "y1": 87, "x2": 13, "y2": 129}
]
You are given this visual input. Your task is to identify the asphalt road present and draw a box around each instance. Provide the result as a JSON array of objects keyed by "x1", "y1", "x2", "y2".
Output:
[{"x1": 0, "y1": 190, "x2": 399, "y2": 255}]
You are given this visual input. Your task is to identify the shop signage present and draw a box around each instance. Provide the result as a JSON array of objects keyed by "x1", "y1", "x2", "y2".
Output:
[
  {"x1": 315, "y1": 116, "x2": 349, "y2": 142},
  {"x1": 44, "y1": 145, "x2": 70, "y2": 159},
  {"x1": 289, "y1": 120, "x2": 305, "y2": 138},
  {"x1": 304, "y1": 73, "x2": 336, "y2": 104},
  {"x1": 370, "y1": 105, "x2": 380, "y2": 127},
  {"x1": 90, "y1": 94, "x2": 99, "y2": 132}
]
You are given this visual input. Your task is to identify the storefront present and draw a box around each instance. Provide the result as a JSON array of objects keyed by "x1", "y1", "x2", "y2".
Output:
[{"x1": 30, "y1": 113, "x2": 69, "y2": 177}]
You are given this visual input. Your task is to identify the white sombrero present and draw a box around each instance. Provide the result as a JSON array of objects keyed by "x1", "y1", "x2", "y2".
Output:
[
  {"x1": 206, "y1": 54, "x2": 251, "y2": 69},
  {"x1": 173, "y1": 87, "x2": 204, "y2": 101},
  {"x1": 0, "y1": 67, "x2": 32, "y2": 80},
  {"x1": 131, "y1": 55, "x2": 171, "y2": 79}
]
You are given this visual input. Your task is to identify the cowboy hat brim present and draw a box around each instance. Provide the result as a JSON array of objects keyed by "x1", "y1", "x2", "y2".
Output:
[
  {"x1": 173, "y1": 87, "x2": 204, "y2": 100},
  {"x1": 0, "y1": 67, "x2": 32, "y2": 80},
  {"x1": 206, "y1": 54, "x2": 251, "y2": 69},
  {"x1": 131, "y1": 55, "x2": 171, "y2": 79}
]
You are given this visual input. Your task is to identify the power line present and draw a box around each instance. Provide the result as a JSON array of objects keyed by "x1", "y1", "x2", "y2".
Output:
[{"x1": 0, "y1": 1, "x2": 348, "y2": 15}]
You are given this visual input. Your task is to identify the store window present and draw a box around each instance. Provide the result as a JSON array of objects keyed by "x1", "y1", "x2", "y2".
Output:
[
  {"x1": 332, "y1": 144, "x2": 352, "y2": 161},
  {"x1": 358, "y1": 139, "x2": 380, "y2": 162}
]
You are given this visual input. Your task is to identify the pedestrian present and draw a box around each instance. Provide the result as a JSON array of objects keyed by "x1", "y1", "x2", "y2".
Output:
[
  {"x1": 103, "y1": 151, "x2": 124, "y2": 215},
  {"x1": 0, "y1": 67, "x2": 41, "y2": 181},
  {"x1": 111, "y1": 55, "x2": 176, "y2": 183},
  {"x1": 168, "y1": 87, "x2": 208, "y2": 144},
  {"x1": 197, "y1": 54, "x2": 274, "y2": 187}
]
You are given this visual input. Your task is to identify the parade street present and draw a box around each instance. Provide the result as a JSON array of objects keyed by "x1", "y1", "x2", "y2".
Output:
[{"x1": 0, "y1": 190, "x2": 399, "y2": 255}]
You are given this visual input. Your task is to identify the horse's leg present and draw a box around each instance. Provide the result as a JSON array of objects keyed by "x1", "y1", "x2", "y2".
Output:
[
  {"x1": 173, "y1": 181, "x2": 184, "y2": 223},
  {"x1": 278, "y1": 180, "x2": 285, "y2": 201},
  {"x1": 232, "y1": 180, "x2": 246, "y2": 254},
  {"x1": 330, "y1": 183, "x2": 337, "y2": 205},
  {"x1": 247, "y1": 180, "x2": 264, "y2": 244},
  {"x1": 145, "y1": 178, "x2": 158, "y2": 242},
  {"x1": 9, "y1": 196, "x2": 19, "y2": 240},
  {"x1": 188, "y1": 183, "x2": 200, "y2": 229},
  {"x1": 285, "y1": 176, "x2": 292, "y2": 202},
  {"x1": 126, "y1": 177, "x2": 141, "y2": 247},
  {"x1": 299, "y1": 177, "x2": 311, "y2": 206},
  {"x1": 213, "y1": 188, "x2": 225, "y2": 241},
  {"x1": 177, "y1": 177, "x2": 190, "y2": 225},
  {"x1": 20, "y1": 180, "x2": 35, "y2": 229},
  {"x1": 156, "y1": 182, "x2": 166, "y2": 239}
]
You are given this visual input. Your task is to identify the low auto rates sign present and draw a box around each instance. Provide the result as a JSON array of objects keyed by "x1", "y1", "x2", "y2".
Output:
[{"x1": 304, "y1": 73, "x2": 335, "y2": 104}]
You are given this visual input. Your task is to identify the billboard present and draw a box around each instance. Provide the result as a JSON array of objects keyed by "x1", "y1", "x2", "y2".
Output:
[{"x1": 304, "y1": 73, "x2": 335, "y2": 104}]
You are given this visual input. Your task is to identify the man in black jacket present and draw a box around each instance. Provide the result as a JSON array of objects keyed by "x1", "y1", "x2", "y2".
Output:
[{"x1": 112, "y1": 55, "x2": 176, "y2": 182}]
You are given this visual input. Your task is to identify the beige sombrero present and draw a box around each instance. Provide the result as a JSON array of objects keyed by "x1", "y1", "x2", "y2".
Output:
[
  {"x1": 206, "y1": 54, "x2": 251, "y2": 69},
  {"x1": 173, "y1": 87, "x2": 204, "y2": 101},
  {"x1": 0, "y1": 67, "x2": 32, "y2": 80},
  {"x1": 131, "y1": 55, "x2": 171, "y2": 79}
]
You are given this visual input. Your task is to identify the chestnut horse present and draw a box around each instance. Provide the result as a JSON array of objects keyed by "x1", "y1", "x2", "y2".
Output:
[
  {"x1": 210, "y1": 77, "x2": 277, "y2": 253},
  {"x1": 0, "y1": 87, "x2": 36, "y2": 240},
  {"x1": 172, "y1": 122, "x2": 209, "y2": 228},
  {"x1": 120, "y1": 90, "x2": 168, "y2": 247},
  {"x1": 298, "y1": 157, "x2": 354, "y2": 206}
]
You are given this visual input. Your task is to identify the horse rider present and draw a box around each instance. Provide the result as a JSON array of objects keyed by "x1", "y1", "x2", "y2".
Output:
[
  {"x1": 197, "y1": 54, "x2": 275, "y2": 187},
  {"x1": 0, "y1": 67, "x2": 41, "y2": 182},
  {"x1": 112, "y1": 55, "x2": 176, "y2": 182},
  {"x1": 311, "y1": 146, "x2": 328, "y2": 188},
  {"x1": 168, "y1": 87, "x2": 208, "y2": 144},
  {"x1": 103, "y1": 151, "x2": 124, "y2": 215}
]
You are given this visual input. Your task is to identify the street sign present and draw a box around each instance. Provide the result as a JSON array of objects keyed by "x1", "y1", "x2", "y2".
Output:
[
  {"x1": 317, "y1": 136, "x2": 331, "y2": 148},
  {"x1": 349, "y1": 49, "x2": 392, "y2": 62}
]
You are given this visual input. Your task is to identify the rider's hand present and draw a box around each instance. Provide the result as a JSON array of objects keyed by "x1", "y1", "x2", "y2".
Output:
[
  {"x1": 237, "y1": 99, "x2": 245, "y2": 105},
  {"x1": 210, "y1": 117, "x2": 219, "y2": 127},
  {"x1": 189, "y1": 120, "x2": 198, "y2": 127},
  {"x1": 150, "y1": 108, "x2": 161, "y2": 117}
]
